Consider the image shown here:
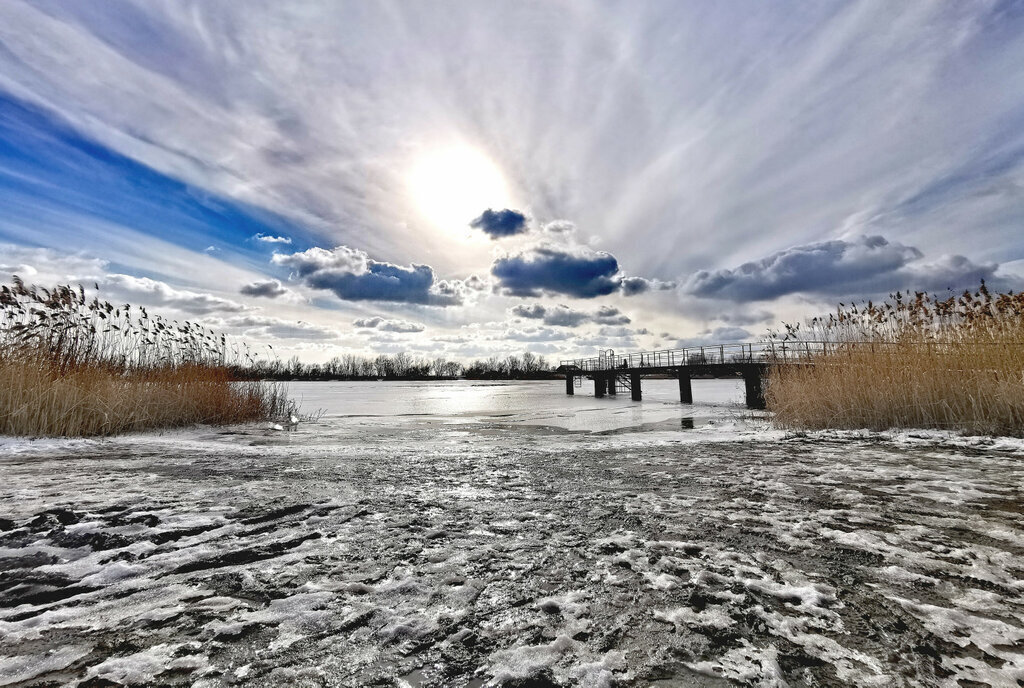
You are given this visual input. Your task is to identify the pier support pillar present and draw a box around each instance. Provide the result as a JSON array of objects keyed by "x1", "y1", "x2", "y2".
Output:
[
  {"x1": 607, "y1": 374, "x2": 617, "y2": 395},
  {"x1": 678, "y1": 368, "x2": 692, "y2": 404},
  {"x1": 630, "y1": 372, "x2": 642, "y2": 401},
  {"x1": 565, "y1": 374, "x2": 574, "y2": 395},
  {"x1": 743, "y1": 370, "x2": 765, "y2": 409},
  {"x1": 595, "y1": 375, "x2": 606, "y2": 398}
]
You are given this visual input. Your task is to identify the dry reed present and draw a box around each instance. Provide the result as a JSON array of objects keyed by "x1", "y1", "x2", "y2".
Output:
[
  {"x1": 765, "y1": 283, "x2": 1024, "y2": 436},
  {"x1": 1, "y1": 277, "x2": 290, "y2": 437}
]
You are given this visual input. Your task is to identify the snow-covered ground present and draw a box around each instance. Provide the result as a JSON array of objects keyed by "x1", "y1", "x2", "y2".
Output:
[{"x1": 1, "y1": 380, "x2": 1022, "y2": 687}]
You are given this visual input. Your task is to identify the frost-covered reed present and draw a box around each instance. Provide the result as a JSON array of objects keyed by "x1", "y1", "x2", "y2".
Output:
[
  {"x1": 1, "y1": 277, "x2": 289, "y2": 436},
  {"x1": 766, "y1": 283, "x2": 1024, "y2": 436}
]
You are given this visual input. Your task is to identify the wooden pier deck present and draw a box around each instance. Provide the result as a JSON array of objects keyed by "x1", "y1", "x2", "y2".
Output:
[{"x1": 559, "y1": 342, "x2": 823, "y2": 409}]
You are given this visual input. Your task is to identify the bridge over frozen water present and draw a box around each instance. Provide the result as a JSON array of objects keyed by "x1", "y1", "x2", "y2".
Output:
[{"x1": 559, "y1": 341, "x2": 827, "y2": 409}]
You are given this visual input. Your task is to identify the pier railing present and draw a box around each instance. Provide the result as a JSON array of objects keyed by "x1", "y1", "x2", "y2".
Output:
[{"x1": 559, "y1": 340, "x2": 954, "y2": 372}]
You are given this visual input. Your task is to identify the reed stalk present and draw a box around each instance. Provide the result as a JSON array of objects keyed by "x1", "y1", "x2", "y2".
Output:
[
  {"x1": 765, "y1": 283, "x2": 1024, "y2": 436},
  {"x1": 1, "y1": 278, "x2": 289, "y2": 437}
]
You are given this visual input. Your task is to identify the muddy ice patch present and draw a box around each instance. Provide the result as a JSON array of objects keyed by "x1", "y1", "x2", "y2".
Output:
[{"x1": 1, "y1": 427, "x2": 1023, "y2": 686}]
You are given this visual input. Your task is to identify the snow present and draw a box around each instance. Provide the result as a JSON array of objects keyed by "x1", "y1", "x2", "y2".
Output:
[{"x1": 1, "y1": 380, "x2": 1022, "y2": 685}]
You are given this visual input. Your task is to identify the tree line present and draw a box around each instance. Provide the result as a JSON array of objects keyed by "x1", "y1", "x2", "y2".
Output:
[{"x1": 232, "y1": 351, "x2": 556, "y2": 381}]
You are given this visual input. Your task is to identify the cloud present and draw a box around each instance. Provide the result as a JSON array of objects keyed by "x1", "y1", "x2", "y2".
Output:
[
  {"x1": 682, "y1": 235, "x2": 1011, "y2": 301},
  {"x1": 498, "y1": 326, "x2": 573, "y2": 342},
  {"x1": 0, "y1": 244, "x2": 107, "y2": 284},
  {"x1": 592, "y1": 305, "x2": 630, "y2": 325},
  {"x1": 675, "y1": 326, "x2": 753, "y2": 348},
  {"x1": 3, "y1": 1, "x2": 1022, "y2": 294},
  {"x1": 542, "y1": 220, "x2": 575, "y2": 235},
  {"x1": 492, "y1": 245, "x2": 620, "y2": 298},
  {"x1": 541, "y1": 305, "x2": 590, "y2": 327},
  {"x1": 240, "y1": 279, "x2": 288, "y2": 298},
  {"x1": 252, "y1": 233, "x2": 292, "y2": 244},
  {"x1": 621, "y1": 276, "x2": 677, "y2": 296},
  {"x1": 104, "y1": 274, "x2": 247, "y2": 315},
  {"x1": 510, "y1": 304, "x2": 546, "y2": 319},
  {"x1": 470, "y1": 208, "x2": 528, "y2": 238},
  {"x1": 226, "y1": 315, "x2": 337, "y2": 340},
  {"x1": 353, "y1": 316, "x2": 425, "y2": 333},
  {"x1": 509, "y1": 303, "x2": 631, "y2": 327},
  {"x1": 272, "y1": 245, "x2": 461, "y2": 306}
]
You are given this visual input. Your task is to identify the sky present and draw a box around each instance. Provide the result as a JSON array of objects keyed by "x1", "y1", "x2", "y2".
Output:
[{"x1": 1, "y1": 0, "x2": 1023, "y2": 364}]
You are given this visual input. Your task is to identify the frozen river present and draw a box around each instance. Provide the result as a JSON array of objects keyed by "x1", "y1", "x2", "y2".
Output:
[{"x1": 1, "y1": 380, "x2": 1023, "y2": 687}]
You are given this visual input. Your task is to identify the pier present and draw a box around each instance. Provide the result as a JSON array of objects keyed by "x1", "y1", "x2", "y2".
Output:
[{"x1": 559, "y1": 342, "x2": 822, "y2": 409}]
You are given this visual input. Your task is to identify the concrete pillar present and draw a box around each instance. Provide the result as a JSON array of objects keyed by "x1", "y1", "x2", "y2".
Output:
[
  {"x1": 743, "y1": 370, "x2": 765, "y2": 409},
  {"x1": 678, "y1": 368, "x2": 692, "y2": 404},
  {"x1": 630, "y1": 372, "x2": 642, "y2": 401},
  {"x1": 565, "y1": 374, "x2": 574, "y2": 395},
  {"x1": 607, "y1": 374, "x2": 617, "y2": 395},
  {"x1": 595, "y1": 375, "x2": 606, "y2": 398}
]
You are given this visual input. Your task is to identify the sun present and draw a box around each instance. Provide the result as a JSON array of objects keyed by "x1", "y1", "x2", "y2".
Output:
[{"x1": 408, "y1": 146, "x2": 511, "y2": 232}]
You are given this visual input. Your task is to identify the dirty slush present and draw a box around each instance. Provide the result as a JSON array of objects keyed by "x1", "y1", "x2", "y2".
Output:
[{"x1": 1, "y1": 380, "x2": 1022, "y2": 687}]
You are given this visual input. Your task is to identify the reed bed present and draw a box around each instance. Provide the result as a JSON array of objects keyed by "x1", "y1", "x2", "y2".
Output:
[
  {"x1": 766, "y1": 283, "x2": 1024, "y2": 436},
  {"x1": 1, "y1": 277, "x2": 290, "y2": 437}
]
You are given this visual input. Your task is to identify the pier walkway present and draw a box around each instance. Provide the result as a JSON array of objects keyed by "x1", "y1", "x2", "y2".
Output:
[{"x1": 559, "y1": 341, "x2": 824, "y2": 409}]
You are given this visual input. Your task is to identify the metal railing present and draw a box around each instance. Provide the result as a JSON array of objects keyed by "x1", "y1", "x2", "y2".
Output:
[{"x1": 559, "y1": 340, "x2": 925, "y2": 372}]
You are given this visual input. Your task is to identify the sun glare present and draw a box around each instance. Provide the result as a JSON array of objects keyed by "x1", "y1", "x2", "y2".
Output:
[{"x1": 408, "y1": 146, "x2": 511, "y2": 232}]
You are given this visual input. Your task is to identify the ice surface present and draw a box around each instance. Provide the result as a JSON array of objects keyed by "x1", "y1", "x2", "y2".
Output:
[{"x1": 1, "y1": 380, "x2": 1022, "y2": 686}]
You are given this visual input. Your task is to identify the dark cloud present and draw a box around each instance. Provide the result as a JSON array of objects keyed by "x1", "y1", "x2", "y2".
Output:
[
  {"x1": 621, "y1": 276, "x2": 677, "y2": 296},
  {"x1": 509, "y1": 303, "x2": 631, "y2": 327},
  {"x1": 592, "y1": 306, "x2": 630, "y2": 325},
  {"x1": 470, "y1": 208, "x2": 528, "y2": 238},
  {"x1": 492, "y1": 245, "x2": 620, "y2": 298},
  {"x1": 240, "y1": 279, "x2": 287, "y2": 298},
  {"x1": 353, "y1": 316, "x2": 425, "y2": 333},
  {"x1": 272, "y1": 245, "x2": 461, "y2": 306},
  {"x1": 542, "y1": 305, "x2": 590, "y2": 327},
  {"x1": 683, "y1": 235, "x2": 956, "y2": 301},
  {"x1": 510, "y1": 304, "x2": 546, "y2": 319}
]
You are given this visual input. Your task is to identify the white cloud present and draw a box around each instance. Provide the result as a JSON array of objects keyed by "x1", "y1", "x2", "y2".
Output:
[
  {"x1": 353, "y1": 317, "x2": 425, "y2": 333},
  {"x1": 252, "y1": 233, "x2": 292, "y2": 244},
  {"x1": 104, "y1": 274, "x2": 248, "y2": 315}
]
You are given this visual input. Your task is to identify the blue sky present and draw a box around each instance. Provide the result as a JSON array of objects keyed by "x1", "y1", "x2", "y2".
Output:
[{"x1": 1, "y1": 1, "x2": 1023, "y2": 362}]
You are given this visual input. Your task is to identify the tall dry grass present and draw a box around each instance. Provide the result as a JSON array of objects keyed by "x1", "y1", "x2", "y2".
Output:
[
  {"x1": 766, "y1": 283, "x2": 1024, "y2": 436},
  {"x1": 1, "y1": 278, "x2": 290, "y2": 437}
]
